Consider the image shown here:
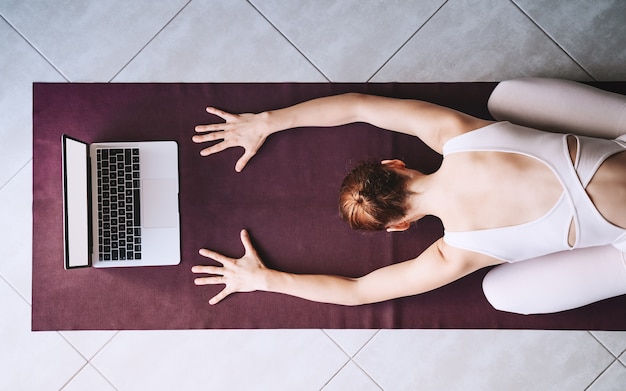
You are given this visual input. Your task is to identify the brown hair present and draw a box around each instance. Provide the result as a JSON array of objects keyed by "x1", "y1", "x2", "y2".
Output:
[{"x1": 338, "y1": 161, "x2": 410, "y2": 231}]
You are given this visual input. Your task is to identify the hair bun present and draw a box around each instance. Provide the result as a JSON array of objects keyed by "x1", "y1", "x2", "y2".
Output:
[{"x1": 338, "y1": 161, "x2": 409, "y2": 231}]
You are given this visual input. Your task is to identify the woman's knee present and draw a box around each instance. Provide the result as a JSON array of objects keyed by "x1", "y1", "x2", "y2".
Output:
[{"x1": 482, "y1": 266, "x2": 532, "y2": 315}]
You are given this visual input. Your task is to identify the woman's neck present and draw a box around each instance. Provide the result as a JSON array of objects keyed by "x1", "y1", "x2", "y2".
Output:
[{"x1": 403, "y1": 170, "x2": 439, "y2": 222}]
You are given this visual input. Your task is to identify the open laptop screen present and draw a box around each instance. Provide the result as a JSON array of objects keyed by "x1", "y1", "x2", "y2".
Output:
[{"x1": 62, "y1": 135, "x2": 91, "y2": 269}]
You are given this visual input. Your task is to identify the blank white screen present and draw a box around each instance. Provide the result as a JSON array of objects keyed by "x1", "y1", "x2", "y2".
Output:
[{"x1": 64, "y1": 138, "x2": 90, "y2": 268}]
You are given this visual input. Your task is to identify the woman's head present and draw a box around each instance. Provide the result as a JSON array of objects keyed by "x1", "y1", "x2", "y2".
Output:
[{"x1": 339, "y1": 160, "x2": 411, "y2": 231}]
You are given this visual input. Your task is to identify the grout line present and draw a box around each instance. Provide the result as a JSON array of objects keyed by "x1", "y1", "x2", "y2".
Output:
[
  {"x1": 319, "y1": 330, "x2": 384, "y2": 390},
  {"x1": 57, "y1": 330, "x2": 121, "y2": 389},
  {"x1": 108, "y1": 0, "x2": 193, "y2": 82},
  {"x1": 87, "y1": 362, "x2": 120, "y2": 391},
  {"x1": 245, "y1": 0, "x2": 331, "y2": 82},
  {"x1": 350, "y1": 358, "x2": 385, "y2": 391},
  {"x1": 320, "y1": 329, "x2": 354, "y2": 358},
  {"x1": 367, "y1": 0, "x2": 449, "y2": 82},
  {"x1": 320, "y1": 329, "x2": 381, "y2": 359},
  {"x1": 587, "y1": 331, "x2": 621, "y2": 359},
  {"x1": 0, "y1": 160, "x2": 34, "y2": 313},
  {"x1": 319, "y1": 357, "x2": 385, "y2": 391},
  {"x1": 0, "y1": 15, "x2": 70, "y2": 82},
  {"x1": 58, "y1": 361, "x2": 90, "y2": 390},
  {"x1": 0, "y1": 273, "x2": 31, "y2": 308},
  {"x1": 352, "y1": 329, "x2": 381, "y2": 358},
  {"x1": 58, "y1": 362, "x2": 120, "y2": 391},
  {"x1": 584, "y1": 357, "x2": 617, "y2": 391},
  {"x1": 0, "y1": 158, "x2": 33, "y2": 307},
  {"x1": 0, "y1": 158, "x2": 31, "y2": 194},
  {"x1": 2, "y1": 265, "x2": 117, "y2": 390},
  {"x1": 317, "y1": 329, "x2": 354, "y2": 389},
  {"x1": 585, "y1": 331, "x2": 626, "y2": 389},
  {"x1": 57, "y1": 332, "x2": 90, "y2": 362},
  {"x1": 318, "y1": 359, "x2": 351, "y2": 391},
  {"x1": 348, "y1": 330, "x2": 385, "y2": 390},
  {"x1": 58, "y1": 329, "x2": 120, "y2": 362},
  {"x1": 89, "y1": 330, "x2": 122, "y2": 362},
  {"x1": 509, "y1": 0, "x2": 597, "y2": 81}
]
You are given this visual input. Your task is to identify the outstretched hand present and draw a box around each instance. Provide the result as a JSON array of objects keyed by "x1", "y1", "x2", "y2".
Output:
[
  {"x1": 193, "y1": 107, "x2": 270, "y2": 172},
  {"x1": 192, "y1": 229, "x2": 269, "y2": 305}
]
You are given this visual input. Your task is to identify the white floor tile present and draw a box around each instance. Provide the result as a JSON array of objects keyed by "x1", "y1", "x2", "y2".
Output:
[
  {"x1": 60, "y1": 330, "x2": 118, "y2": 360},
  {"x1": 355, "y1": 329, "x2": 614, "y2": 391},
  {"x1": 250, "y1": 0, "x2": 446, "y2": 82},
  {"x1": 0, "y1": 19, "x2": 63, "y2": 188},
  {"x1": 0, "y1": 278, "x2": 86, "y2": 391},
  {"x1": 323, "y1": 329, "x2": 378, "y2": 357},
  {"x1": 92, "y1": 329, "x2": 348, "y2": 391},
  {"x1": 373, "y1": 0, "x2": 591, "y2": 82},
  {"x1": 587, "y1": 360, "x2": 626, "y2": 391},
  {"x1": 0, "y1": 0, "x2": 189, "y2": 81},
  {"x1": 322, "y1": 361, "x2": 381, "y2": 391},
  {"x1": 114, "y1": 0, "x2": 325, "y2": 82},
  {"x1": 514, "y1": 0, "x2": 626, "y2": 80},
  {"x1": 591, "y1": 331, "x2": 626, "y2": 358},
  {"x1": 62, "y1": 364, "x2": 116, "y2": 391},
  {"x1": 0, "y1": 162, "x2": 32, "y2": 303}
]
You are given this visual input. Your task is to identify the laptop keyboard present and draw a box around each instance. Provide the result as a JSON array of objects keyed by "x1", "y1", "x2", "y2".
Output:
[{"x1": 96, "y1": 148, "x2": 142, "y2": 261}]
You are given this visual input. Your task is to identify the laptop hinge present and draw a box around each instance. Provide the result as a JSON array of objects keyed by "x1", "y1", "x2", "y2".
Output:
[{"x1": 87, "y1": 154, "x2": 93, "y2": 264}]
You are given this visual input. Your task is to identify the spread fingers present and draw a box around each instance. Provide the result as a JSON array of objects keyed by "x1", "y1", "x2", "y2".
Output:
[
  {"x1": 205, "y1": 107, "x2": 238, "y2": 121},
  {"x1": 197, "y1": 248, "x2": 232, "y2": 264},
  {"x1": 191, "y1": 264, "x2": 224, "y2": 275},
  {"x1": 193, "y1": 275, "x2": 225, "y2": 285},
  {"x1": 199, "y1": 141, "x2": 235, "y2": 157}
]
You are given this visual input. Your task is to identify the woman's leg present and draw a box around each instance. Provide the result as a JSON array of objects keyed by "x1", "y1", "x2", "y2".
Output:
[
  {"x1": 482, "y1": 245, "x2": 626, "y2": 315},
  {"x1": 487, "y1": 78, "x2": 626, "y2": 138}
]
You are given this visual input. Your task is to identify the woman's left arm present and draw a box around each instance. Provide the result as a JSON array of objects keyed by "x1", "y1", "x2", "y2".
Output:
[{"x1": 192, "y1": 230, "x2": 500, "y2": 305}]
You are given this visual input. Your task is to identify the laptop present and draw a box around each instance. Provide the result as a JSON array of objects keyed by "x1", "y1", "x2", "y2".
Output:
[{"x1": 61, "y1": 135, "x2": 181, "y2": 269}]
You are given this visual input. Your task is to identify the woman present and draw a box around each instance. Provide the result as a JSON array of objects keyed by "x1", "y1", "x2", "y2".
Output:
[{"x1": 191, "y1": 78, "x2": 626, "y2": 314}]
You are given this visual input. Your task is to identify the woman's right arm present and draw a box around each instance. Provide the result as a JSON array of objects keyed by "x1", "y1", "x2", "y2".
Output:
[{"x1": 193, "y1": 93, "x2": 488, "y2": 171}]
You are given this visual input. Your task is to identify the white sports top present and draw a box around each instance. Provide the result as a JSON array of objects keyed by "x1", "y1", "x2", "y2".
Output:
[{"x1": 442, "y1": 122, "x2": 626, "y2": 262}]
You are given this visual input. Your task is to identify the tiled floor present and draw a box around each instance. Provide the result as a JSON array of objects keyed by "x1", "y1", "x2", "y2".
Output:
[{"x1": 1, "y1": 0, "x2": 625, "y2": 389}]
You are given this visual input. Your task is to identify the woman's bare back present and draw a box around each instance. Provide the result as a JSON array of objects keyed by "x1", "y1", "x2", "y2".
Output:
[{"x1": 433, "y1": 137, "x2": 626, "y2": 244}]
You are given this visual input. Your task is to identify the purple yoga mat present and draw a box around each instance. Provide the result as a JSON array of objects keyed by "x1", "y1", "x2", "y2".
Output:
[{"x1": 32, "y1": 82, "x2": 626, "y2": 330}]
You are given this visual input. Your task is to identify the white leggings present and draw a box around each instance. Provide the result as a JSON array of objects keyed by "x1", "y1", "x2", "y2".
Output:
[
  {"x1": 482, "y1": 78, "x2": 626, "y2": 314},
  {"x1": 483, "y1": 247, "x2": 626, "y2": 315}
]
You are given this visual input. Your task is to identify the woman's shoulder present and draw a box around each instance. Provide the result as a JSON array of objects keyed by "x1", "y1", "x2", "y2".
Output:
[{"x1": 440, "y1": 118, "x2": 498, "y2": 149}]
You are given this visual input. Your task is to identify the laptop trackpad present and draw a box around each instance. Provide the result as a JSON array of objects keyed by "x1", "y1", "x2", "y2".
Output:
[{"x1": 142, "y1": 179, "x2": 179, "y2": 228}]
